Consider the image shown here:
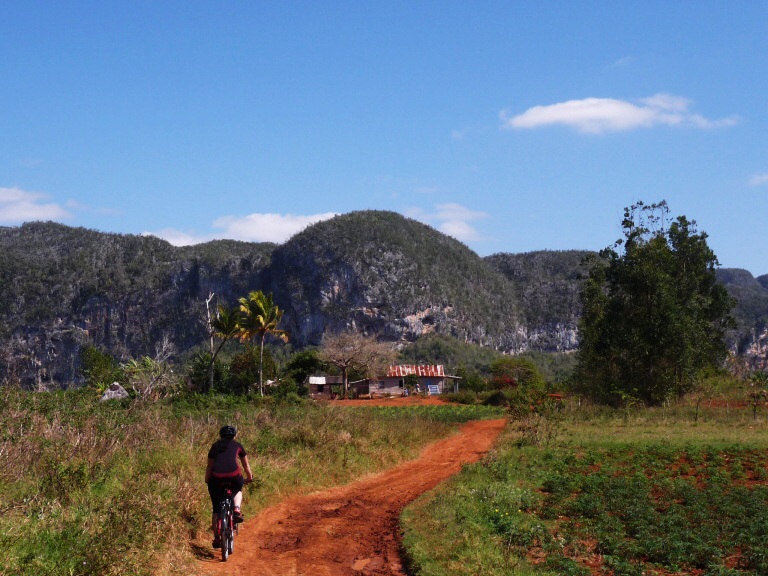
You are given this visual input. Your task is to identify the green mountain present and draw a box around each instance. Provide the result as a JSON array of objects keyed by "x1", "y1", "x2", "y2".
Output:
[
  {"x1": 484, "y1": 250, "x2": 593, "y2": 350},
  {"x1": 0, "y1": 221, "x2": 274, "y2": 386},
  {"x1": 715, "y1": 268, "x2": 768, "y2": 358},
  {"x1": 267, "y1": 211, "x2": 522, "y2": 347},
  {"x1": 0, "y1": 213, "x2": 765, "y2": 387}
]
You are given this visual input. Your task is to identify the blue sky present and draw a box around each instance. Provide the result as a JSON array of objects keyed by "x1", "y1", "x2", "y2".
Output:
[{"x1": 1, "y1": 1, "x2": 766, "y2": 275}]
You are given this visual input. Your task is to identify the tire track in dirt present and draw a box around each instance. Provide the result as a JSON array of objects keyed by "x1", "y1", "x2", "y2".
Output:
[{"x1": 201, "y1": 418, "x2": 507, "y2": 576}]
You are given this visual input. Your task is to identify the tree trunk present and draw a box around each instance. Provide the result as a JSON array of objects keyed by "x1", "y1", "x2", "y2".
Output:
[
  {"x1": 259, "y1": 333, "x2": 265, "y2": 397},
  {"x1": 207, "y1": 340, "x2": 227, "y2": 395}
]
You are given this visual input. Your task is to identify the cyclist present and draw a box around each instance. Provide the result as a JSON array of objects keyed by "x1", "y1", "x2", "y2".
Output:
[{"x1": 205, "y1": 425, "x2": 254, "y2": 549}]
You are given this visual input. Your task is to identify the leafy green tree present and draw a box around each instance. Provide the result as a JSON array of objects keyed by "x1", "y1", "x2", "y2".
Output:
[
  {"x1": 268, "y1": 377, "x2": 303, "y2": 402},
  {"x1": 205, "y1": 300, "x2": 240, "y2": 393},
  {"x1": 227, "y1": 349, "x2": 258, "y2": 395},
  {"x1": 574, "y1": 201, "x2": 734, "y2": 406},
  {"x1": 80, "y1": 345, "x2": 124, "y2": 391},
  {"x1": 225, "y1": 347, "x2": 274, "y2": 395},
  {"x1": 236, "y1": 291, "x2": 289, "y2": 396},
  {"x1": 489, "y1": 356, "x2": 545, "y2": 391},
  {"x1": 403, "y1": 373, "x2": 419, "y2": 394},
  {"x1": 187, "y1": 351, "x2": 227, "y2": 392},
  {"x1": 454, "y1": 364, "x2": 487, "y2": 392},
  {"x1": 283, "y1": 348, "x2": 325, "y2": 389}
]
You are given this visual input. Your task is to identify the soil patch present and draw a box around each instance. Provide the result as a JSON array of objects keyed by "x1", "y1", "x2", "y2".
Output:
[{"x1": 201, "y1": 418, "x2": 507, "y2": 575}]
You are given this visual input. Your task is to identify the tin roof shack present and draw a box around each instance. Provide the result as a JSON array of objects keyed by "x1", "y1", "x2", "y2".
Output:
[
  {"x1": 353, "y1": 365, "x2": 460, "y2": 397},
  {"x1": 307, "y1": 375, "x2": 344, "y2": 399}
]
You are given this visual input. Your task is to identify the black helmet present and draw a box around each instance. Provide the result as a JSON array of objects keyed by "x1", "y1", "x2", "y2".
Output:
[{"x1": 219, "y1": 425, "x2": 237, "y2": 438}]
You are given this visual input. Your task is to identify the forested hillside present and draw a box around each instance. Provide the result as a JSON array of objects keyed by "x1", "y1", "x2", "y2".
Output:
[
  {"x1": 268, "y1": 211, "x2": 522, "y2": 346},
  {"x1": 0, "y1": 213, "x2": 766, "y2": 387},
  {"x1": 716, "y1": 268, "x2": 768, "y2": 358},
  {"x1": 484, "y1": 250, "x2": 593, "y2": 350},
  {"x1": 0, "y1": 222, "x2": 275, "y2": 386}
]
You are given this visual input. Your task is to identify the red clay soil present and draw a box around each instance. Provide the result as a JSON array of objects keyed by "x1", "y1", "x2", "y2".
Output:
[{"x1": 201, "y1": 417, "x2": 507, "y2": 576}]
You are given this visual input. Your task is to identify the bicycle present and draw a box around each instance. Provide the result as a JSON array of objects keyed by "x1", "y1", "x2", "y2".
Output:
[
  {"x1": 215, "y1": 479, "x2": 251, "y2": 562},
  {"x1": 216, "y1": 485, "x2": 237, "y2": 561}
]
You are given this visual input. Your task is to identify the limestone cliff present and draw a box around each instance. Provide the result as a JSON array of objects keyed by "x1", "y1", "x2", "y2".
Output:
[{"x1": 0, "y1": 215, "x2": 765, "y2": 387}]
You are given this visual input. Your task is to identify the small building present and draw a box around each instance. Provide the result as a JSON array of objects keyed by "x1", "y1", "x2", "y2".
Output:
[
  {"x1": 353, "y1": 365, "x2": 460, "y2": 397},
  {"x1": 307, "y1": 375, "x2": 344, "y2": 399}
]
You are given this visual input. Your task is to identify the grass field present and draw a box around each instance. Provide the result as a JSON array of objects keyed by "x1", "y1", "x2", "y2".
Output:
[
  {"x1": 0, "y1": 388, "x2": 502, "y2": 576},
  {"x1": 401, "y1": 400, "x2": 768, "y2": 576},
  {"x1": 7, "y1": 384, "x2": 768, "y2": 576}
]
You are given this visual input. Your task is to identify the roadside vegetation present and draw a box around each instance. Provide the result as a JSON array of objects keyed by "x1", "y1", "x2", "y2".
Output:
[
  {"x1": 401, "y1": 202, "x2": 767, "y2": 576},
  {"x1": 0, "y1": 387, "x2": 502, "y2": 576},
  {"x1": 402, "y1": 391, "x2": 768, "y2": 576}
]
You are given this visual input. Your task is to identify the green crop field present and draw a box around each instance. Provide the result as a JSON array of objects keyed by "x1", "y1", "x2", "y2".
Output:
[{"x1": 401, "y1": 401, "x2": 768, "y2": 576}]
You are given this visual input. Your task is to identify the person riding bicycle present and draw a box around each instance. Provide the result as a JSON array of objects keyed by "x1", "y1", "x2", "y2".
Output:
[{"x1": 205, "y1": 425, "x2": 253, "y2": 549}]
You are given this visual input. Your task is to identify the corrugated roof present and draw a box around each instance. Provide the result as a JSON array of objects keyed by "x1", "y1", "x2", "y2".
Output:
[{"x1": 386, "y1": 365, "x2": 445, "y2": 377}]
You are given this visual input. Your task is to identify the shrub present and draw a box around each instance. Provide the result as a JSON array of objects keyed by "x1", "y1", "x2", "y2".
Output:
[
  {"x1": 268, "y1": 377, "x2": 305, "y2": 401},
  {"x1": 80, "y1": 345, "x2": 124, "y2": 391},
  {"x1": 122, "y1": 356, "x2": 182, "y2": 400},
  {"x1": 482, "y1": 390, "x2": 508, "y2": 407},
  {"x1": 445, "y1": 390, "x2": 478, "y2": 405},
  {"x1": 489, "y1": 356, "x2": 546, "y2": 392},
  {"x1": 186, "y1": 351, "x2": 228, "y2": 392}
]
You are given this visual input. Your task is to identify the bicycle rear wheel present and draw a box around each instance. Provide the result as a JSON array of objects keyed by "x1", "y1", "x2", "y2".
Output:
[
  {"x1": 227, "y1": 522, "x2": 234, "y2": 555},
  {"x1": 220, "y1": 509, "x2": 230, "y2": 561}
]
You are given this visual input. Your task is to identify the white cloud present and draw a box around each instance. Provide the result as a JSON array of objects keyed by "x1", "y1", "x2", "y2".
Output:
[
  {"x1": 501, "y1": 93, "x2": 739, "y2": 134},
  {"x1": 143, "y1": 228, "x2": 214, "y2": 246},
  {"x1": 146, "y1": 211, "x2": 339, "y2": 246},
  {"x1": 0, "y1": 186, "x2": 72, "y2": 223},
  {"x1": 407, "y1": 203, "x2": 488, "y2": 242},
  {"x1": 212, "y1": 212, "x2": 338, "y2": 243},
  {"x1": 749, "y1": 173, "x2": 768, "y2": 187}
]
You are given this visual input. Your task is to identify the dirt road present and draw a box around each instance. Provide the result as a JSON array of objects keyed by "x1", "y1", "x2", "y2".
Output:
[{"x1": 202, "y1": 417, "x2": 507, "y2": 576}]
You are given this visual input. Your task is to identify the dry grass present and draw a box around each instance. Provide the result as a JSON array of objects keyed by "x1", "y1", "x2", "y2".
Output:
[{"x1": 0, "y1": 388, "x2": 460, "y2": 575}]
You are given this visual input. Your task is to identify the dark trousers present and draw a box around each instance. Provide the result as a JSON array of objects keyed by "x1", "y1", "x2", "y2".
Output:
[{"x1": 207, "y1": 476, "x2": 244, "y2": 513}]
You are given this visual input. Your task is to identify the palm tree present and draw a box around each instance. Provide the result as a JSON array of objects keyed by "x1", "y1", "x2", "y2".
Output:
[
  {"x1": 237, "y1": 291, "x2": 289, "y2": 396},
  {"x1": 206, "y1": 303, "x2": 240, "y2": 393}
]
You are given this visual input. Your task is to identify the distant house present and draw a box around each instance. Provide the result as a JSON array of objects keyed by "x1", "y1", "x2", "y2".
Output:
[
  {"x1": 353, "y1": 365, "x2": 460, "y2": 397},
  {"x1": 307, "y1": 375, "x2": 344, "y2": 399}
]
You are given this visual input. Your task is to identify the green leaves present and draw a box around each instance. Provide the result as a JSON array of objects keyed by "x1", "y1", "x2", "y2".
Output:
[
  {"x1": 235, "y1": 290, "x2": 289, "y2": 395},
  {"x1": 537, "y1": 445, "x2": 768, "y2": 573},
  {"x1": 575, "y1": 201, "x2": 735, "y2": 406},
  {"x1": 237, "y1": 291, "x2": 288, "y2": 345}
]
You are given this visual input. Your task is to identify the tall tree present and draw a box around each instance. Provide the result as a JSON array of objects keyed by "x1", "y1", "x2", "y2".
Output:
[
  {"x1": 237, "y1": 291, "x2": 289, "y2": 396},
  {"x1": 204, "y1": 294, "x2": 240, "y2": 393},
  {"x1": 318, "y1": 331, "x2": 396, "y2": 396},
  {"x1": 574, "y1": 201, "x2": 734, "y2": 406},
  {"x1": 283, "y1": 349, "x2": 325, "y2": 388}
]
